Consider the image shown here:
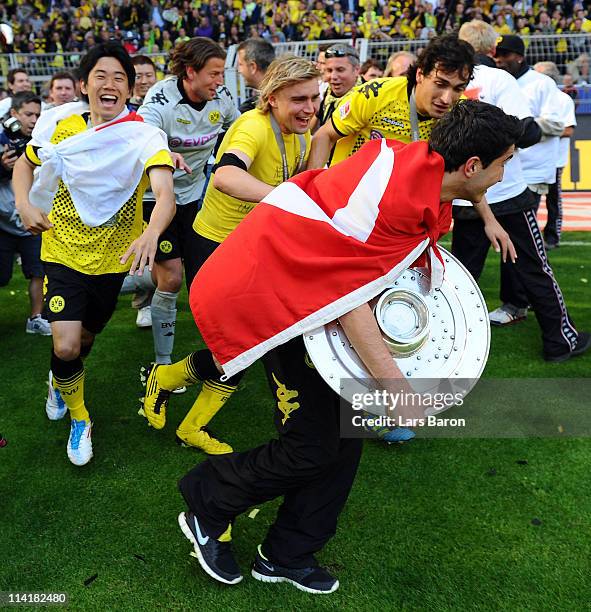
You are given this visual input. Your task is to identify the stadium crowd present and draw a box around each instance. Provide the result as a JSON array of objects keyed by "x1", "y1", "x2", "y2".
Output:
[{"x1": 0, "y1": 0, "x2": 590, "y2": 57}]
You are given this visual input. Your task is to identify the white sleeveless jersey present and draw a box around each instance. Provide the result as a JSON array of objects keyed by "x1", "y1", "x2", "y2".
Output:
[{"x1": 139, "y1": 77, "x2": 240, "y2": 205}]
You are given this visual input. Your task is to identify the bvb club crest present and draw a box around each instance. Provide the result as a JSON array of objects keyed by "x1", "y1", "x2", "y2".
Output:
[
  {"x1": 159, "y1": 240, "x2": 173, "y2": 254},
  {"x1": 49, "y1": 295, "x2": 66, "y2": 313}
]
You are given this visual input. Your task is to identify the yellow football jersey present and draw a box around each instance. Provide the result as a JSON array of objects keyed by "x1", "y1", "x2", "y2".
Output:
[
  {"x1": 26, "y1": 114, "x2": 173, "y2": 275},
  {"x1": 194, "y1": 109, "x2": 311, "y2": 244},
  {"x1": 329, "y1": 76, "x2": 437, "y2": 165}
]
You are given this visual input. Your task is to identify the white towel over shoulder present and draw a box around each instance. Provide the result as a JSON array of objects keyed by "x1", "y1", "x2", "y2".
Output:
[{"x1": 29, "y1": 104, "x2": 169, "y2": 227}]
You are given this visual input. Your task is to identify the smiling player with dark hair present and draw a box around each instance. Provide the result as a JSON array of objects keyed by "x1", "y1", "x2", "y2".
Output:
[{"x1": 13, "y1": 42, "x2": 175, "y2": 466}]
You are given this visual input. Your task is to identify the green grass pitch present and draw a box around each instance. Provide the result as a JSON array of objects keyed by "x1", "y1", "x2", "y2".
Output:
[{"x1": 0, "y1": 233, "x2": 589, "y2": 610}]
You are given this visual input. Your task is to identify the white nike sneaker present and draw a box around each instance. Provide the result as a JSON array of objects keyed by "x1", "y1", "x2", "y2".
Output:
[
  {"x1": 489, "y1": 306, "x2": 528, "y2": 326},
  {"x1": 67, "y1": 419, "x2": 93, "y2": 466},
  {"x1": 136, "y1": 305, "x2": 152, "y2": 328},
  {"x1": 46, "y1": 371, "x2": 67, "y2": 420}
]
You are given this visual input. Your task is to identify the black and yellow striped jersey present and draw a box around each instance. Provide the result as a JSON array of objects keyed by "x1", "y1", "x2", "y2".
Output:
[{"x1": 26, "y1": 114, "x2": 173, "y2": 275}]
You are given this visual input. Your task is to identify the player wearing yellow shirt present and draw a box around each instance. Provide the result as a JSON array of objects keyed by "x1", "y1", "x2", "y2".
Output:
[
  {"x1": 327, "y1": 76, "x2": 438, "y2": 164},
  {"x1": 14, "y1": 44, "x2": 175, "y2": 467},
  {"x1": 193, "y1": 108, "x2": 311, "y2": 243},
  {"x1": 309, "y1": 34, "x2": 513, "y2": 249},
  {"x1": 142, "y1": 57, "x2": 320, "y2": 456},
  {"x1": 308, "y1": 33, "x2": 474, "y2": 168},
  {"x1": 25, "y1": 117, "x2": 170, "y2": 275}
]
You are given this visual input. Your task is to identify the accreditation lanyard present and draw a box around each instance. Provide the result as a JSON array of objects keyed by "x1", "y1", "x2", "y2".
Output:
[
  {"x1": 409, "y1": 88, "x2": 420, "y2": 143},
  {"x1": 270, "y1": 113, "x2": 307, "y2": 182}
]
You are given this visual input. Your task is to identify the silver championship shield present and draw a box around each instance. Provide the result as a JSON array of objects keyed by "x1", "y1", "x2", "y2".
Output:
[{"x1": 303, "y1": 247, "x2": 490, "y2": 416}]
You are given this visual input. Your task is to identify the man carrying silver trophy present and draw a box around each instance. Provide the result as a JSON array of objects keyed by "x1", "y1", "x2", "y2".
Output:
[{"x1": 141, "y1": 100, "x2": 525, "y2": 594}]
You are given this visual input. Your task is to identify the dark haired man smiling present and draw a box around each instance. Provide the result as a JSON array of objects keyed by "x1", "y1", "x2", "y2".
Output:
[{"x1": 13, "y1": 43, "x2": 175, "y2": 466}]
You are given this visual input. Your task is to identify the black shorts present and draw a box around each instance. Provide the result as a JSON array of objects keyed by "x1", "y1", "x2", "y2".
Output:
[
  {"x1": 0, "y1": 230, "x2": 43, "y2": 285},
  {"x1": 184, "y1": 232, "x2": 221, "y2": 293},
  {"x1": 143, "y1": 199, "x2": 201, "y2": 262},
  {"x1": 42, "y1": 262, "x2": 126, "y2": 334}
]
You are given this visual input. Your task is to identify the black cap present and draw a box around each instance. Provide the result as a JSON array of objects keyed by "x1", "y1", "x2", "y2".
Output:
[{"x1": 495, "y1": 34, "x2": 525, "y2": 57}]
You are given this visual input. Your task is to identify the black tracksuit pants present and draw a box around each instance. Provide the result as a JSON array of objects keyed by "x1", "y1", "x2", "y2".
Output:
[
  {"x1": 498, "y1": 189, "x2": 568, "y2": 311},
  {"x1": 452, "y1": 204, "x2": 578, "y2": 358},
  {"x1": 544, "y1": 167, "x2": 564, "y2": 247},
  {"x1": 179, "y1": 336, "x2": 363, "y2": 568}
]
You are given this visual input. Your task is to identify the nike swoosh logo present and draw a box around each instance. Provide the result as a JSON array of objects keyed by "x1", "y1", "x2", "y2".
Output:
[
  {"x1": 259, "y1": 559, "x2": 274, "y2": 572},
  {"x1": 193, "y1": 516, "x2": 209, "y2": 546}
]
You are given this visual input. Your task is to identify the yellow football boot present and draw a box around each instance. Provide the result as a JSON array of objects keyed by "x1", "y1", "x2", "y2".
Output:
[
  {"x1": 176, "y1": 428, "x2": 233, "y2": 455},
  {"x1": 142, "y1": 363, "x2": 171, "y2": 430}
]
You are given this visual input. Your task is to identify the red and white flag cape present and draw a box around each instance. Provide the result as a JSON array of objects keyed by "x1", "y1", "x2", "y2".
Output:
[{"x1": 190, "y1": 139, "x2": 452, "y2": 378}]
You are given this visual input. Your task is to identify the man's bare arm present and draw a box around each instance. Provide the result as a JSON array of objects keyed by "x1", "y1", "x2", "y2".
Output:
[
  {"x1": 339, "y1": 303, "x2": 405, "y2": 381},
  {"x1": 13, "y1": 155, "x2": 52, "y2": 234},
  {"x1": 213, "y1": 149, "x2": 275, "y2": 202},
  {"x1": 339, "y1": 303, "x2": 425, "y2": 419},
  {"x1": 121, "y1": 166, "x2": 175, "y2": 274},
  {"x1": 473, "y1": 196, "x2": 517, "y2": 263},
  {"x1": 307, "y1": 121, "x2": 341, "y2": 169}
]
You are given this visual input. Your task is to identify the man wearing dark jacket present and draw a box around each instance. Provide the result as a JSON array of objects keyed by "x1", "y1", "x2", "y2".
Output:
[
  {"x1": 0, "y1": 92, "x2": 49, "y2": 335},
  {"x1": 236, "y1": 38, "x2": 275, "y2": 113}
]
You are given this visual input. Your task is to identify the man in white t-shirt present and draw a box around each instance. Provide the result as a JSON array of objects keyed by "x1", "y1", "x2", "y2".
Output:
[
  {"x1": 491, "y1": 34, "x2": 568, "y2": 327},
  {"x1": 455, "y1": 23, "x2": 590, "y2": 362},
  {"x1": 534, "y1": 61, "x2": 577, "y2": 250}
]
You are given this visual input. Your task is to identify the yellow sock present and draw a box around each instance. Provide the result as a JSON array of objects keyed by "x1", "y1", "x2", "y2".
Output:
[
  {"x1": 157, "y1": 354, "x2": 201, "y2": 390},
  {"x1": 218, "y1": 524, "x2": 232, "y2": 542},
  {"x1": 54, "y1": 369, "x2": 89, "y2": 422},
  {"x1": 177, "y1": 380, "x2": 238, "y2": 432}
]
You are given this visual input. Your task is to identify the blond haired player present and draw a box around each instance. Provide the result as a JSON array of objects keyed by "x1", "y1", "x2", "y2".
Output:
[{"x1": 142, "y1": 56, "x2": 320, "y2": 454}]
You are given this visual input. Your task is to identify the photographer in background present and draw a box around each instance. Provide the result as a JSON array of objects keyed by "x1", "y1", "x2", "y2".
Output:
[{"x1": 0, "y1": 92, "x2": 49, "y2": 335}]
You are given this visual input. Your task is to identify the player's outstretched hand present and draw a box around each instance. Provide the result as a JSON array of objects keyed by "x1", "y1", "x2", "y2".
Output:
[
  {"x1": 484, "y1": 219, "x2": 517, "y2": 263},
  {"x1": 170, "y1": 152, "x2": 192, "y2": 174},
  {"x1": 120, "y1": 228, "x2": 159, "y2": 275},
  {"x1": 19, "y1": 204, "x2": 53, "y2": 234}
]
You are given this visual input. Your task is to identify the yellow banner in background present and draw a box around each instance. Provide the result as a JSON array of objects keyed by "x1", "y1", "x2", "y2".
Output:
[{"x1": 563, "y1": 139, "x2": 591, "y2": 191}]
